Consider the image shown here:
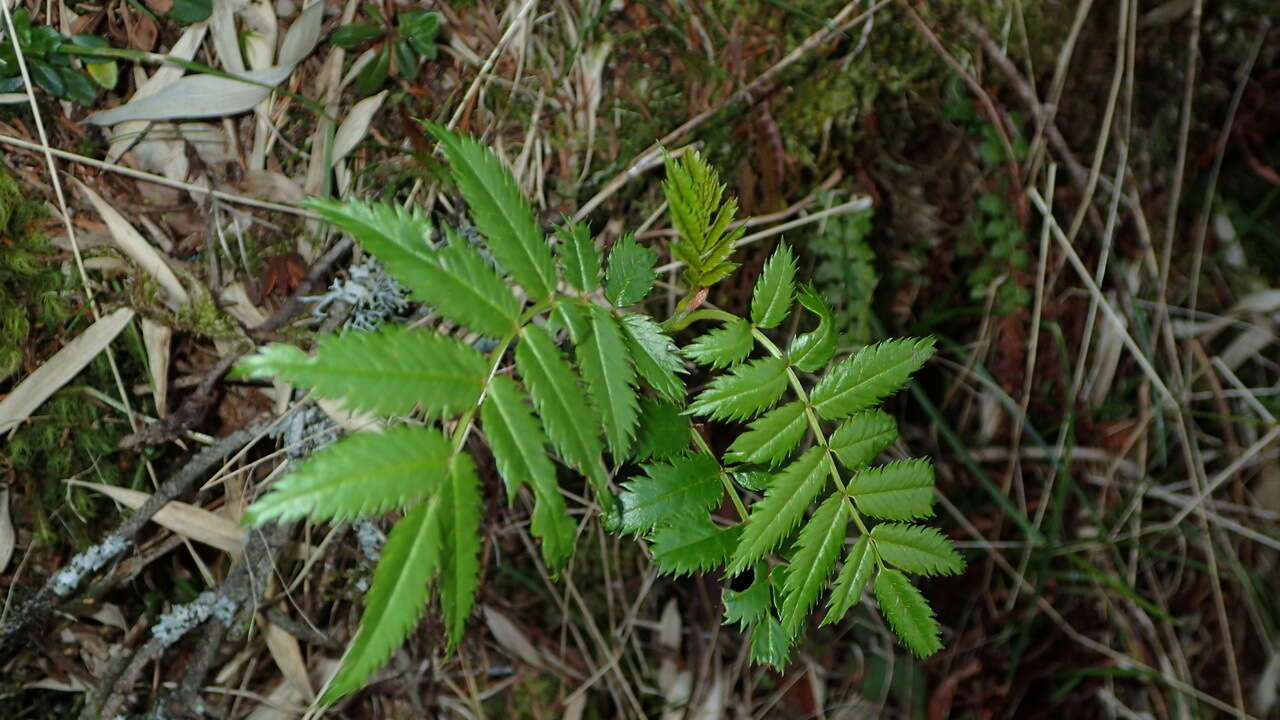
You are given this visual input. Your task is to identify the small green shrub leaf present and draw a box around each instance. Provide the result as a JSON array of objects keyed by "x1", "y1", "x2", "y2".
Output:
[
  {"x1": 650, "y1": 515, "x2": 740, "y2": 577},
  {"x1": 827, "y1": 410, "x2": 897, "y2": 469},
  {"x1": 751, "y1": 243, "x2": 796, "y2": 329},
  {"x1": 576, "y1": 305, "x2": 639, "y2": 458},
  {"x1": 780, "y1": 494, "x2": 847, "y2": 636},
  {"x1": 515, "y1": 324, "x2": 605, "y2": 489},
  {"x1": 870, "y1": 523, "x2": 965, "y2": 577},
  {"x1": 683, "y1": 318, "x2": 752, "y2": 368},
  {"x1": 620, "y1": 314, "x2": 685, "y2": 400},
  {"x1": 724, "y1": 569, "x2": 772, "y2": 629},
  {"x1": 848, "y1": 459, "x2": 936, "y2": 520},
  {"x1": 481, "y1": 376, "x2": 574, "y2": 569},
  {"x1": 728, "y1": 447, "x2": 827, "y2": 575},
  {"x1": 664, "y1": 150, "x2": 743, "y2": 288},
  {"x1": 725, "y1": 401, "x2": 809, "y2": 467},
  {"x1": 604, "y1": 234, "x2": 657, "y2": 306},
  {"x1": 687, "y1": 356, "x2": 789, "y2": 422},
  {"x1": 426, "y1": 123, "x2": 558, "y2": 299},
  {"x1": 811, "y1": 338, "x2": 935, "y2": 420},
  {"x1": 749, "y1": 616, "x2": 791, "y2": 668},
  {"x1": 236, "y1": 327, "x2": 488, "y2": 417},
  {"x1": 787, "y1": 285, "x2": 837, "y2": 372},
  {"x1": 874, "y1": 567, "x2": 943, "y2": 658},
  {"x1": 243, "y1": 426, "x2": 452, "y2": 525},
  {"x1": 822, "y1": 535, "x2": 874, "y2": 626},
  {"x1": 630, "y1": 399, "x2": 692, "y2": 461},
  {"x1": 438, "y1": 452, "x2": 482, "y2": 648},
  {"x1": 556, "y1": 221, "x2": 600, "y2": 291},
  {"x1": 618, "y1": 453, "x2": 723, "y2": 535},
  {"x1": 320, "y1": 497, "x2": 442, "y2": 703}
]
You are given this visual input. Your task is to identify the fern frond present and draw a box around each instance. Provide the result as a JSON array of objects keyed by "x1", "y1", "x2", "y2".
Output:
[
  {"x1": 874, "y1": 567, "x2": 943, "y2": 658},
  {"x1": 515, "y1": 324, "x2": 606, "y2": 489},
  {"x1": 650, "y1": 515, "x2": 740, "y2": 577},
  {"x1": 848, "y1": 459, "x2": 936, "y2": 520},
  {"x1": 620, "y1": 314, "x2": 685, "y2": 400},
  {"x1": 243, "y1": 426, "x2": 452, "y2": 525},
  {"x1": 724, "y1": 569, "x2": 771, "y2": 629},
  {"x1": 319, "y1": 497, "x2": 442, "y2": 703},
  {"x1": 810, "y1": 338, "x2": 935, "y2": 421},
  {"x1": 751, "y1": 243, "x2": 796, "y2": 329},
  {"x1": 725, "y1": 401, "x2": 809, "y2": 467},
  {"x1": 631, "y1": 399, "x2": 692, "y2": 461},
  {"x1": 438, "y1": 452, "x2": 482, "y2": 648},
  {"x1": 426, "y1": 123, "x2": 558, "y2": 299},
  {"x1": 687, "y1": 356, "x2": 789, "y2": 422},
  {"x1": 683, "y1": 318, "x2": 752, "y2": 368},
  {"x1": 727, "y1": 447, "x2": 827, "y2": 575},
  {"x1": 237, "y1": 327, "x2": 488, "y2": 417},
  {"x1": 617, "y1": 453, "x2": 723, "y2": 535},
  {"x1": 827, "y1": 410, "x2": 897, "y2": 470},
  {"x1": 576, "y1": 305, "x2": 639, "y2": 458},
  {"x1": 821, "y1": 535, "x2": 874, "y2": 626},
  {"x1": 663, "y1": 150, "x2": 743, "y2": 288},
  {"x1": 556, "y1": 221, "x2": 600, "y2": 292},
  {"x1": 749, "y1": 616, "x2": 791, "y2": 668},
  {"x1": 604, "y1": 234, "x2": 658, "y2": 307},
  {"x1": 787, "y1": 284, "x2": 837, "y2": 372},
  {"x1": 780, "y1": 494, "x2": 847, "y2": 637},
  {"x1": 870, "y1": 523, "x2": 965, "y2": 576},
  {"x1": 481, "y1": 376, "x2": 575, "y2": 569}
]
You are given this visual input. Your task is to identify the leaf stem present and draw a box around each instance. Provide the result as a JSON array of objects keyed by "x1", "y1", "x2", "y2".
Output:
[
  {"x1": 749, "y1": 327, "x2": 871, "y2": 537},
  {"x1": 688, "y1": 426, "x2": 749, "y2": 521}
]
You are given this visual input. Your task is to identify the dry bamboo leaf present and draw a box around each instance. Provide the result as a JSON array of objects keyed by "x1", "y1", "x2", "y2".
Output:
[
  {"x1": 68, "y1": 480, "x2": 244, "y2": 554},
  {"x1": 77, "y1": 182, "x2": 190, "y2": 309},
  {"x1": 331, "y1": 90, "x2": 388, "y2": 166},
  {"x1": 0, "y1": 488, "x2": 14, "y2": 573},
  {"x1": 482, "y1": 605, "x2": 545, "y2": 670},
  {"x1": 657, "y1": 599, "x2": 691, "y2": 720},
  {"x1": 0, "y1": 307, "x2": 135, "y2": 434},
  {"x1": 242, "y1": 0, "x2": 278, "y2": 71},
  {"x1": 106, "y1": 22, "x2": 209, "y2": 162},
  {"x1": 90, "y1": 603, "x2": 129, "y2": 631},
  {"x1": 264, "y1": 619, "x2": 316, "y2": 700},
  {"x1": 141, "y1": 318, "x2": 172, "y2": 417}
]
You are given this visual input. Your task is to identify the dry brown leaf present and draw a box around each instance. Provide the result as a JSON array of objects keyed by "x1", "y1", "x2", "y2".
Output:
[
  {"x1": 77, "y1": 181, "x2": 190, "y2": 310},
  {"x1": 141, "y1": 318, "x2": 172, "y2": 417},
  {"x1": 482, "y1": 605, "x2": 545, "y2": 670},
  {"x1": 264, "y1": 619, "x2": 315, "y2": 700},
  {"x1": 68, "y1": 480, "x2": 243, "y2": 554},
  {"x1": 0, "y1": 488, "x2": 14, "y2": 573},
  {"x1": 0, "y1": 307, "x2": 135, "y2": 435}
]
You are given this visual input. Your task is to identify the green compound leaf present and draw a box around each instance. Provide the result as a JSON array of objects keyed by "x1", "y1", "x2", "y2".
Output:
[
  {"x1": 319, "y1": 497, "x2": 442, "y2": 704},
  {"x1": 848, "y1": 459, "x2": 936, "y2": 520},
  {"x1": 556, "y1": 221, "x2": 600, "y2": 292},
  {"x1": 724, "y1": 568, "x2": 772, "y2": 629},
  {"x1": 650, "y1": 515, "x2": 740, "y2": 577},
  {"x1": 683, "y1": 317, "x2": 752, "y2": 369},
  {"x1": 236, "y1": 327, "x2": 488, "y2": 417},
  {"x1": 604, "y1": 234, "x2": 657, "y2": 307},
  {"x1": 663, "y1": 150, "x2": 743, "y2": 288},
  {"x1": 874, "y1": 567, "x2": 943, "y2": 658},
  {"x1": 426, "y1": 123, "x2": 558, "y2": 299},
  {"x1": 515, "y1": 324, "x2": 605, "y2": 489},
  {"x1": 725, "y1": 401, "x2": 809, "y2": 468},
  {"x1": 620, "y1": 314, "x2": 685, "y2": 400},
  {"x1": 827, "y1": 410, "x2": 898, "y2": 470},
  {"x1": 870, "y1": 523, "x2": 965, "y2": 577},
  {"x1": 550, "y1": 298, "x2": 590, "y2": 344},
  {"x1": 438, "y1": 452, "x2": 482, "y2": 648},
  {"x1": 780, "y1": 494, "x2": 848, "y2": 637},
  {"x1": 728, "y1": 447, "x2": 827, "y2": 575},
  {"x1": 787, "y1": 284, "x2": 838, "y2": 372},
  {"x1": 749, "y1": 615, "x2": 791, "y2": 668},
  {"x1": 822, "y1": 535, "x2": 875, "y2": 626},
  {"x1": 687, "y1": 356, "x2": 789, "y2": 422},
  {"x1": 618, "y1": 453, "x2": 723, "y2": 535},
  {"x1": 811, "y1": 338, "x2": 935, "y2": 421},
  {"x1": 481, "y1": 376, "x2": 575, "y2": 569},
  {"x1": 630, "y1": 398, "x2": 692, "y2": 461},
  {"x1": 576, "y1": 305, "x2": 639, "y2": 458},
  {"x1": 243, "y1": 426, "x2": 452, "y2": 525},
  {"x1": 751, "y1": 243, "x2": 796, "y2": 329},
  {"x1": 307, "y1": 199, "x2": 520, "y2": 337}
]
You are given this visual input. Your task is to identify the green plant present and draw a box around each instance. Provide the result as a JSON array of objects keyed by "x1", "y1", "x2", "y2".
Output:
[
  {"x1": 236, "y1": 125, "x2": 964, "y2": 702},
  {"x1": 328, "y1": 7, "x2": 439, "y2": 95},
  {"x1": 0, "y1": 9, "x2": 117, "y2": 104}
]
